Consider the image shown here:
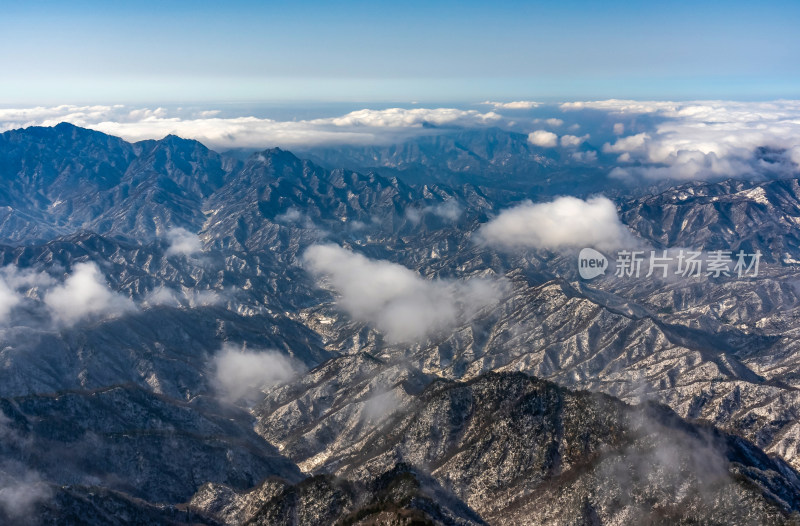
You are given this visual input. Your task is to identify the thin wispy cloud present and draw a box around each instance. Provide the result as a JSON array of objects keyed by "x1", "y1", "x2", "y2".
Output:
[
  {"x1": 0, "y1": 278, "x2": 21, "y2": 322},
  {"x1": 405, "y1": 200, "x2": 463, "y2": 224},
  {"x1": 0, "y1": 463, "x2": 52, "y2": 520},
  {"x1": 482, "y1": 100, "x2": 541, "y2": 110}
]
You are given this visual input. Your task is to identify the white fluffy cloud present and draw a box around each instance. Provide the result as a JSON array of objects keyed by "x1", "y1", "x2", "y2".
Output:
[
  {"x1": 528, "y1": 130, "x2": 559, "y2": 148},
  {"x1": 165, "y1": 227, "x2": 203, "y2": 257},
  {"x1": 44, "y1": 262, "x2": 136, "y2": 326},
  {"x1": 303, "y1": 244, "x2": 505, "y2": 343},
  {"x1": 475, "y1": 196, "x2": 634, "y2": 251},
  {"x1": 529, "y1": 130, "x2": 589, "y2": 149},
  {"x1": 211, "y1": 344, "x2": 301, "y2": 403}
]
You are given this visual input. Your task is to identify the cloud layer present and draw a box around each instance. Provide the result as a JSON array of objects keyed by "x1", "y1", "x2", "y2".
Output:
[
  {"x1": 562, "y1": 99, "x2": 800, "y2": 180},
  {"x1": 2, "y1": 101, "x2": 798, "y2": 182},
  {"x1": 0, "y1": 105, "x2": 502, "y2": 149},
  {"x1": 303, "y1": 244, "x2": 506, "y2": 343},
  {"x1": 482, "y1": 100, "x2": 541, "y2": 110},
  {"x1": 475, "y1": 196, "x2": 634, "y2": 251}
]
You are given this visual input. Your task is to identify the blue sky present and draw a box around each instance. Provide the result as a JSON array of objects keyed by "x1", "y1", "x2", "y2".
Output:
[{"x1": 1, "y1": 0, "x2": 799, "y2": 103}]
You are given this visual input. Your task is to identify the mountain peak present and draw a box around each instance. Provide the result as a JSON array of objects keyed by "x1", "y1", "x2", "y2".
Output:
[
  {"x1": 158, "y1": 133, "x2": 208, "y2": 148},
  {"x1": 54, "y1": 121, "x2": 79, "y2": 131},
  {"x1": 247, "y1": 147, "x2": 304, "y2": 167}
]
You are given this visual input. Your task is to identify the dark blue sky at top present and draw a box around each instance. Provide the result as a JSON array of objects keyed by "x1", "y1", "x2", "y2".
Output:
[{"x1": 1, "y1": 0, "x2": 799, "y2": 103}]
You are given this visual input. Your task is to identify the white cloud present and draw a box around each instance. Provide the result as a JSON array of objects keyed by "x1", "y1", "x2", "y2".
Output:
[
  {"x1": 571, "y1": 150, "x2": 598, "y2": 163},
  {"x1": 545, "y1": 118, "x2": 564, "y2": 127},
  {"x1": 44, "y1": 262, "x2": 136, "y2": 326},
  {"x1": 325, "y1": 107, "x2": 501, "y2": 128},
  {"x1": 211, "y1": 343, "x2": 301, "y2": 403},
  {"x1": 0, "y1": 266, "x2": 56, "y2": 323},
  {"x1": 165, "y1": 227, "x2": 203, "y2": 257},
  {"x1": 405, "y1": 200, "x2": 463, "y2": 224},
  {"x1": 560, "y1": 99, "x2": 679, "y2": 114},
  {"x1": 303, "y1": 244, "x2": 506, "y2": 343},
  {"x1": 0, "y1": 466, "x2": 51, "y2": 520},
  {"x1": 475, "y1": 196, "x2": 634, "y2": 251},
  {"x1": 603, "y1": 133, "x2": 650, "y2": 154},
  {"x1": 613, "y1": 122, "x2": 625, "y2": 135},
  {"x1": 405, "y1": 208, "x2": 423, "y2": 224},
  {"x1": 0, "y1": 266, "x2": 55, "y2": 291},
  {"x1": 144, "y1": 286, "x2": 181, "y2": 307},
  {"x1": 483, "y1": 100, "x2": 541, "y2": 109},
  {"x1": 429, "y1": 200, "x2": 462, "y2": 221},
  {"x1": 187, "y1": 289, "x2": 224, "y2": 308},
  {"x1": 529, "y1": 130, "x2": 588, "y2": 148},
  {"x1": 0, "y1": 278, "x2": 21, "y2": 322},
  {"x1": 275, "y1": 207, "x2": 303, "y2": 223},
  {"x1": 362, "y1": 390, "x2": 400, "y2": 423},
  {"x1": 560, "y1": 134, "x2": 589, "y2": 147},
  {"x1": 528, "y1": 130, "x2": 559, "y2": 148},
  {"x1": 791, "y1": 145, "x2": 800, "y2": 167},
  {"x1": 0, "y1": 105, "x2": 124, "y2": 132},
  {"x1": 142, "y1": 286, "x2": 225, "y2": 309}
]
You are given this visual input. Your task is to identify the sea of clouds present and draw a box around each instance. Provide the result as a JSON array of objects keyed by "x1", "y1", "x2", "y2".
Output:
[{"x1": 2, "y1": 100, "x2": 798, "y2": 182}]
